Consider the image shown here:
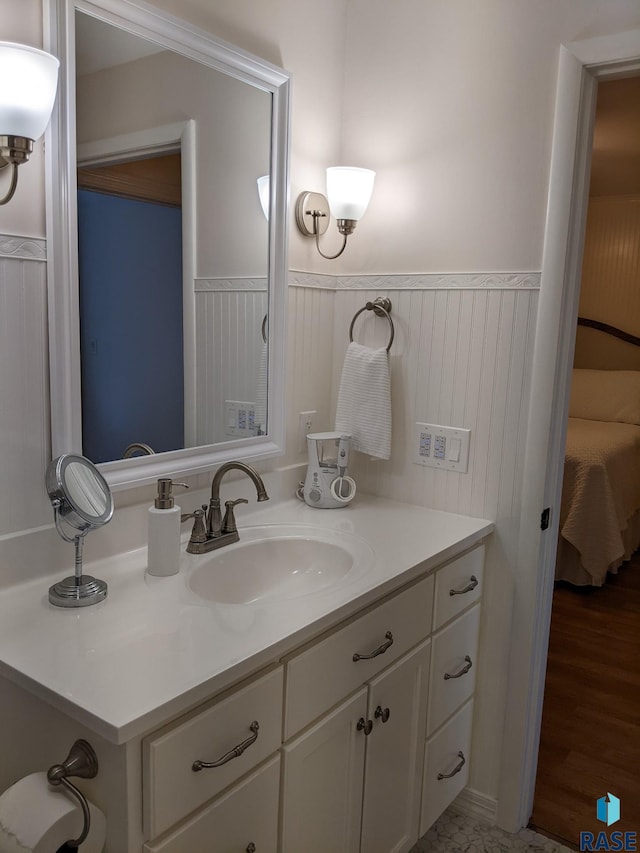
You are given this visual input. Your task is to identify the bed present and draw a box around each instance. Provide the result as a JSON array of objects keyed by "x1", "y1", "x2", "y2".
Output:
[{"x1": 555, "y1": 365, "x2": 640, "y2": 586}]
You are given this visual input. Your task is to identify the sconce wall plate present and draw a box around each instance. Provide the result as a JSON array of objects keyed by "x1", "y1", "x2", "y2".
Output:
[
  {"x1": 0, "y1": 135, "x2": 34, "y2": 166},
  {"x1": 295, "y1": 191, "x2": 330, "y2": 237}
]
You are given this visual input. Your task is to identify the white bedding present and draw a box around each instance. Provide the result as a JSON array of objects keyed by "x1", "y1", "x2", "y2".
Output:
[{"x1": 556, "y1": 417, "x2": 640, "y2": 586}]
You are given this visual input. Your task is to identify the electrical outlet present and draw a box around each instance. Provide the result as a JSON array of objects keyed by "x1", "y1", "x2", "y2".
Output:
[{"x1": 298, "y1": 410, "x2": 316, "y2": 453}]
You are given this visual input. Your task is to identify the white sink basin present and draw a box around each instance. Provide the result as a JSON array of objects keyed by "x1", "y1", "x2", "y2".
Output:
[{"x1": 187, "y1": 524, "x2": 374, "y2": 605}]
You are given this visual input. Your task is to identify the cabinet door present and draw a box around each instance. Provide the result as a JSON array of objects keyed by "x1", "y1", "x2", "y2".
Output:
[
  {"x1": 360, "y1": 640, "x2": 431, "y2": 853},
  {"x1": 281, "y1": 689, "x2": 367, "y2": 853},
  {"x1": 143, "y1": 755, "x2": 280, "y2": 853}
]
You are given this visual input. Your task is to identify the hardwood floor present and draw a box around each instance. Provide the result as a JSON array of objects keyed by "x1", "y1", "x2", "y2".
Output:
[{"x1": 530, "y1": 556, "x2": 640, "y2": 849}]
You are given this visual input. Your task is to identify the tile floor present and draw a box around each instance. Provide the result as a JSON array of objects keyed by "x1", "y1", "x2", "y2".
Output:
[{"x1": 410, "y1": 807, "x2": 574, "y2": 852}]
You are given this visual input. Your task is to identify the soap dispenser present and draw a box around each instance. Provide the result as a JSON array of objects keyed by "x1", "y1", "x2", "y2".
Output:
[{"x1": 147, "y1": 478, "x2": 189, "y2": 577}]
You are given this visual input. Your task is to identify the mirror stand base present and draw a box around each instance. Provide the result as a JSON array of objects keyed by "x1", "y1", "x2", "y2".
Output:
[{"x1": 48, "y1": 575, "x2": 108, "y2": 608}]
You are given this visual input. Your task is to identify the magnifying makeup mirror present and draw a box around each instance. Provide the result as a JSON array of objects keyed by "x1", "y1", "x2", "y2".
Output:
[{"x1": 45, "y1": 453, "x2": 114, "y2": 607}]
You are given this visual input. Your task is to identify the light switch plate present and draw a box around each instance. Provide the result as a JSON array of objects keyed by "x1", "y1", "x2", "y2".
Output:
[
  {"x1": 298, "y1": 410, "x2": 317, "y2": 453},
  {"x1": 413, "y1": 423, "x2": 471, "y2": 472},
  {"x1": 225, "y1": 401, "x2": 257, "y2": 437}
]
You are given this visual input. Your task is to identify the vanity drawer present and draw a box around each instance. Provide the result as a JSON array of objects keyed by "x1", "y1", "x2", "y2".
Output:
[
  {"x1": 420, "y1": 700, "x2": 473, "y2": 835},
  {"x1": 285, "y1": 574, "x2": 434, "y2": 739},
  {"x1": 144, "y1": 755, "x2": 280, "y2": 853},
  {"x1": 433, "y1": 545, "x2": 484, "y2": 631},
  {"x1": 143, "y1": 667, "x2": 283, "y2": 839},
  {"x1": 427, "y1": 605, "x2": 480, "y2": 736}
]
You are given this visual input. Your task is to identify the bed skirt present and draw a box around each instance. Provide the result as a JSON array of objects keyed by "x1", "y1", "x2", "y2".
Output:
[{"x1": 555, "y1": 508, "x2": 640, "y2": 586}]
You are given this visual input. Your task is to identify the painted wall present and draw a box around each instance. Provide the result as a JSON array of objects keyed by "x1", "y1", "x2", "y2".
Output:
[
  {"x1": 77, "y1": 49, "x2": 271, "y2": 277},
  {"x1": 2, "y1": 0, "x2": 640, "y2": 828},
  {"x1": 578, "y1": 196, "x2": 640, "y2": 336},
  {"x1": 325, "y1": 0, "x2": 640, "y2": 810},
  {"x1": 574, "y1": 195, "x2": 640, "y2": 369}
]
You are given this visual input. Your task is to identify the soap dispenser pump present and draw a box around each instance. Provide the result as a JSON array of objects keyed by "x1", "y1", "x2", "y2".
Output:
[{"x1": 147, "y1": 478, "x2": 189, "y2": 577}]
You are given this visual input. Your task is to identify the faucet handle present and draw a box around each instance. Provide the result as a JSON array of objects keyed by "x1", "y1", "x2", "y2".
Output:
[
  {"x1": 183, "y1": 508, "x2": 208, "y2": 545},
  {"x1": 222, "y1": 498, "x2": 248, "y2": 535}
]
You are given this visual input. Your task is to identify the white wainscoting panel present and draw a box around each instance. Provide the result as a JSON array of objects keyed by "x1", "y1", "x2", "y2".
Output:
[
  {"x1": 328, "y1": 285, "x2": 539, "y2": 800},
  {"x1": 283, "y1": 284, "x2": 336, "y2": 466},
  {"x1": 329, "y1": 287, "x2": 538, "y2": 523},
  {"x1": 194, "y1": 288, "x2": 268, "y2": 444},
  {"x1": 0, "y1": 252, "x2": 52, "y2": 535}
]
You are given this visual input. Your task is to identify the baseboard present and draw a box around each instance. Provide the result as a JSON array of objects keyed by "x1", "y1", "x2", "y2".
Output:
[{"x1": 452, "y1": 787, "x2": 498, "y2": 824}]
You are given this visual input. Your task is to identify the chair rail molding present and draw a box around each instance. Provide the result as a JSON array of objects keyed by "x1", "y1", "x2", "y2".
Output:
[{"x1": 0, "y1": 235, "x2": 47, "y2": 261}]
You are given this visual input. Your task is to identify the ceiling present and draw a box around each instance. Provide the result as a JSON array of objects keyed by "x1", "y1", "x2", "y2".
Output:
[
  {"x1": 590, "y1": 75, "x2": 640, "y2": 197},
  {"x1": 75, "y1": 12, "x2": 164, "y2": 77}
]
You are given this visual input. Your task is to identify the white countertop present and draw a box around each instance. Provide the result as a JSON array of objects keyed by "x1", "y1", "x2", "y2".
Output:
[{"x1": 0, "y1": 495, "x2": 492, "y2": 744}]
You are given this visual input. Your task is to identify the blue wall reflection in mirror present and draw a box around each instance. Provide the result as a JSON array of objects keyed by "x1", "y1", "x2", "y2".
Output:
[{"x1": 78, "y1": 188, "x2": 184, "y2": 463}]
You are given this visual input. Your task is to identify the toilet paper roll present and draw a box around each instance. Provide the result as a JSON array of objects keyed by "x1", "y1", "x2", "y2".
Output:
[{"x1": 0, "y1": 772, "x2": 105, "y2": 853}]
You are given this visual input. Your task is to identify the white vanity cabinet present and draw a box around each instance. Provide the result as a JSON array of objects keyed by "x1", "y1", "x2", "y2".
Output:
[
  {"x1": 138, "y1": 545, "x2": 484, "y2": 853},
  {"x1": 281, "y1": 641, "x2": 431, "y2": 853},
  {"x1": 420, "y1": 544, "x2": 484, "y2": 835},
  {"x1": 0, "y1": 494, "x2": 493, "y2": 853},
  {"x1": 281, "y1": 573, "x2": 435, "y2": 853}
]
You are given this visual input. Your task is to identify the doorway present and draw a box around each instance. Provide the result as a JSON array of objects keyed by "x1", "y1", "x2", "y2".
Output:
[
  {"x1": 496, "y1": 31, "x2": 640, "y2": 835},
  {"x1": 77, "y1": 154, "x2": 184, "y2": 463},
  {"x1": 530, "y1": 74, "x2": 640, "y2": 847}
]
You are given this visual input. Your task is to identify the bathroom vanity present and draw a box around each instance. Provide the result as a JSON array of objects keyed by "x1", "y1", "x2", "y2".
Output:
[{"x1": 0, "y1": 493, "x2": 491, "y2": 852}]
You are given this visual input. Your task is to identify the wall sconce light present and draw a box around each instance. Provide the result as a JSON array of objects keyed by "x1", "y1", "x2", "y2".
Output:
[
  {"x1": 0, "y1": 42, "x2": 59, "y2": 206},
  {"x1": 296, "y1": 166, "x2": 375, "y2": 259},
  {"x1": 257, "y1": 174, "x2": 270, "y2": 220}
]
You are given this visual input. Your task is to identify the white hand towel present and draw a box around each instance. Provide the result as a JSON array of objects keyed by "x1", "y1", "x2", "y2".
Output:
[{"x1": 335, "y1": 341, "x2": 392, "y2": 460}]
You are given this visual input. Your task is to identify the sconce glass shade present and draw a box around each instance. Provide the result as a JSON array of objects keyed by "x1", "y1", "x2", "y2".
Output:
[
  {"x1": 0, "y1": 42, "x2": 59, "y2": 142},
  {"x1": 257, "y1": 174, "x2": 270, "y2": 220},
  {"x1": 326, "y1": 166, "x2": 375, "y2": 221}
]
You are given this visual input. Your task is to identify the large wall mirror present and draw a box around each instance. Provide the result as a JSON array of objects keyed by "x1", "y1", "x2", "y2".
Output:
[{"x1": 45, "y1": 0, "x2": 290, "y2": 489}]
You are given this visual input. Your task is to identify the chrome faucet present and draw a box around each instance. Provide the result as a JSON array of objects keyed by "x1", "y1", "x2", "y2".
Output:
[{"x1": 185, "y1": 461, "x2": 269, "y2": 554}]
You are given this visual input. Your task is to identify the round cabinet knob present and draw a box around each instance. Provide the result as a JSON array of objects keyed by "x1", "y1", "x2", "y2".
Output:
[
  {"x1": 309, "y1": 489, "x2": 321, "y2": 503},
  {"x1": 374, "y1": 705, "x2": 390, "y2": 723},
  {"x1": 357, "y1": 717, "x2": 373, "y2": 736}
]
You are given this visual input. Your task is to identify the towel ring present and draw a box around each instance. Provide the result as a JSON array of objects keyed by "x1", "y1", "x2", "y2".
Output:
[{"x1": 349, "y1": 297, "x2": 394, "y2": 353}]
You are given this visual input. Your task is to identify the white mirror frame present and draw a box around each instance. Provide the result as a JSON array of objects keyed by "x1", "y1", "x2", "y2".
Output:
[{"x1": 44, "y1": 0, "x2": 290, "y2": 490}]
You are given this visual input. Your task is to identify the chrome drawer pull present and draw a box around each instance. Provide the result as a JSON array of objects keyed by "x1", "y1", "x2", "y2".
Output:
[
  {"x1": 357, "y1": 717, "x2": 373, "y2": 736},
  {"x1": 437, "y1": 750, "x2": 466, "y2": 780},
  {"x1": 192, "y1": 721, "x2": 259, "y2": 772},
  {"x1": 449, "y1": 575, "x2": 478, "y2": 596},
  {"x1": 374, "y1": 705, "x2": 390, "y2": 723},
  {"x1": 353, "y1": 631, "x2": 393, "y2": 662},
  {"x1": 444, "y1": 655, "x2": 472, "y2": 680}
]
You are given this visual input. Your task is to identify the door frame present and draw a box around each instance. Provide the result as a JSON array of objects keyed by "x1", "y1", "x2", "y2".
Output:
[{"x1": 496, "y1": 28, "x2": 640, "y2": 832}]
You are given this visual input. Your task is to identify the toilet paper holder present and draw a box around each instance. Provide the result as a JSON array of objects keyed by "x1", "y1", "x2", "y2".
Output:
[{"x1": 47, "y1": 739, "x2": 98, "y2": 850}]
